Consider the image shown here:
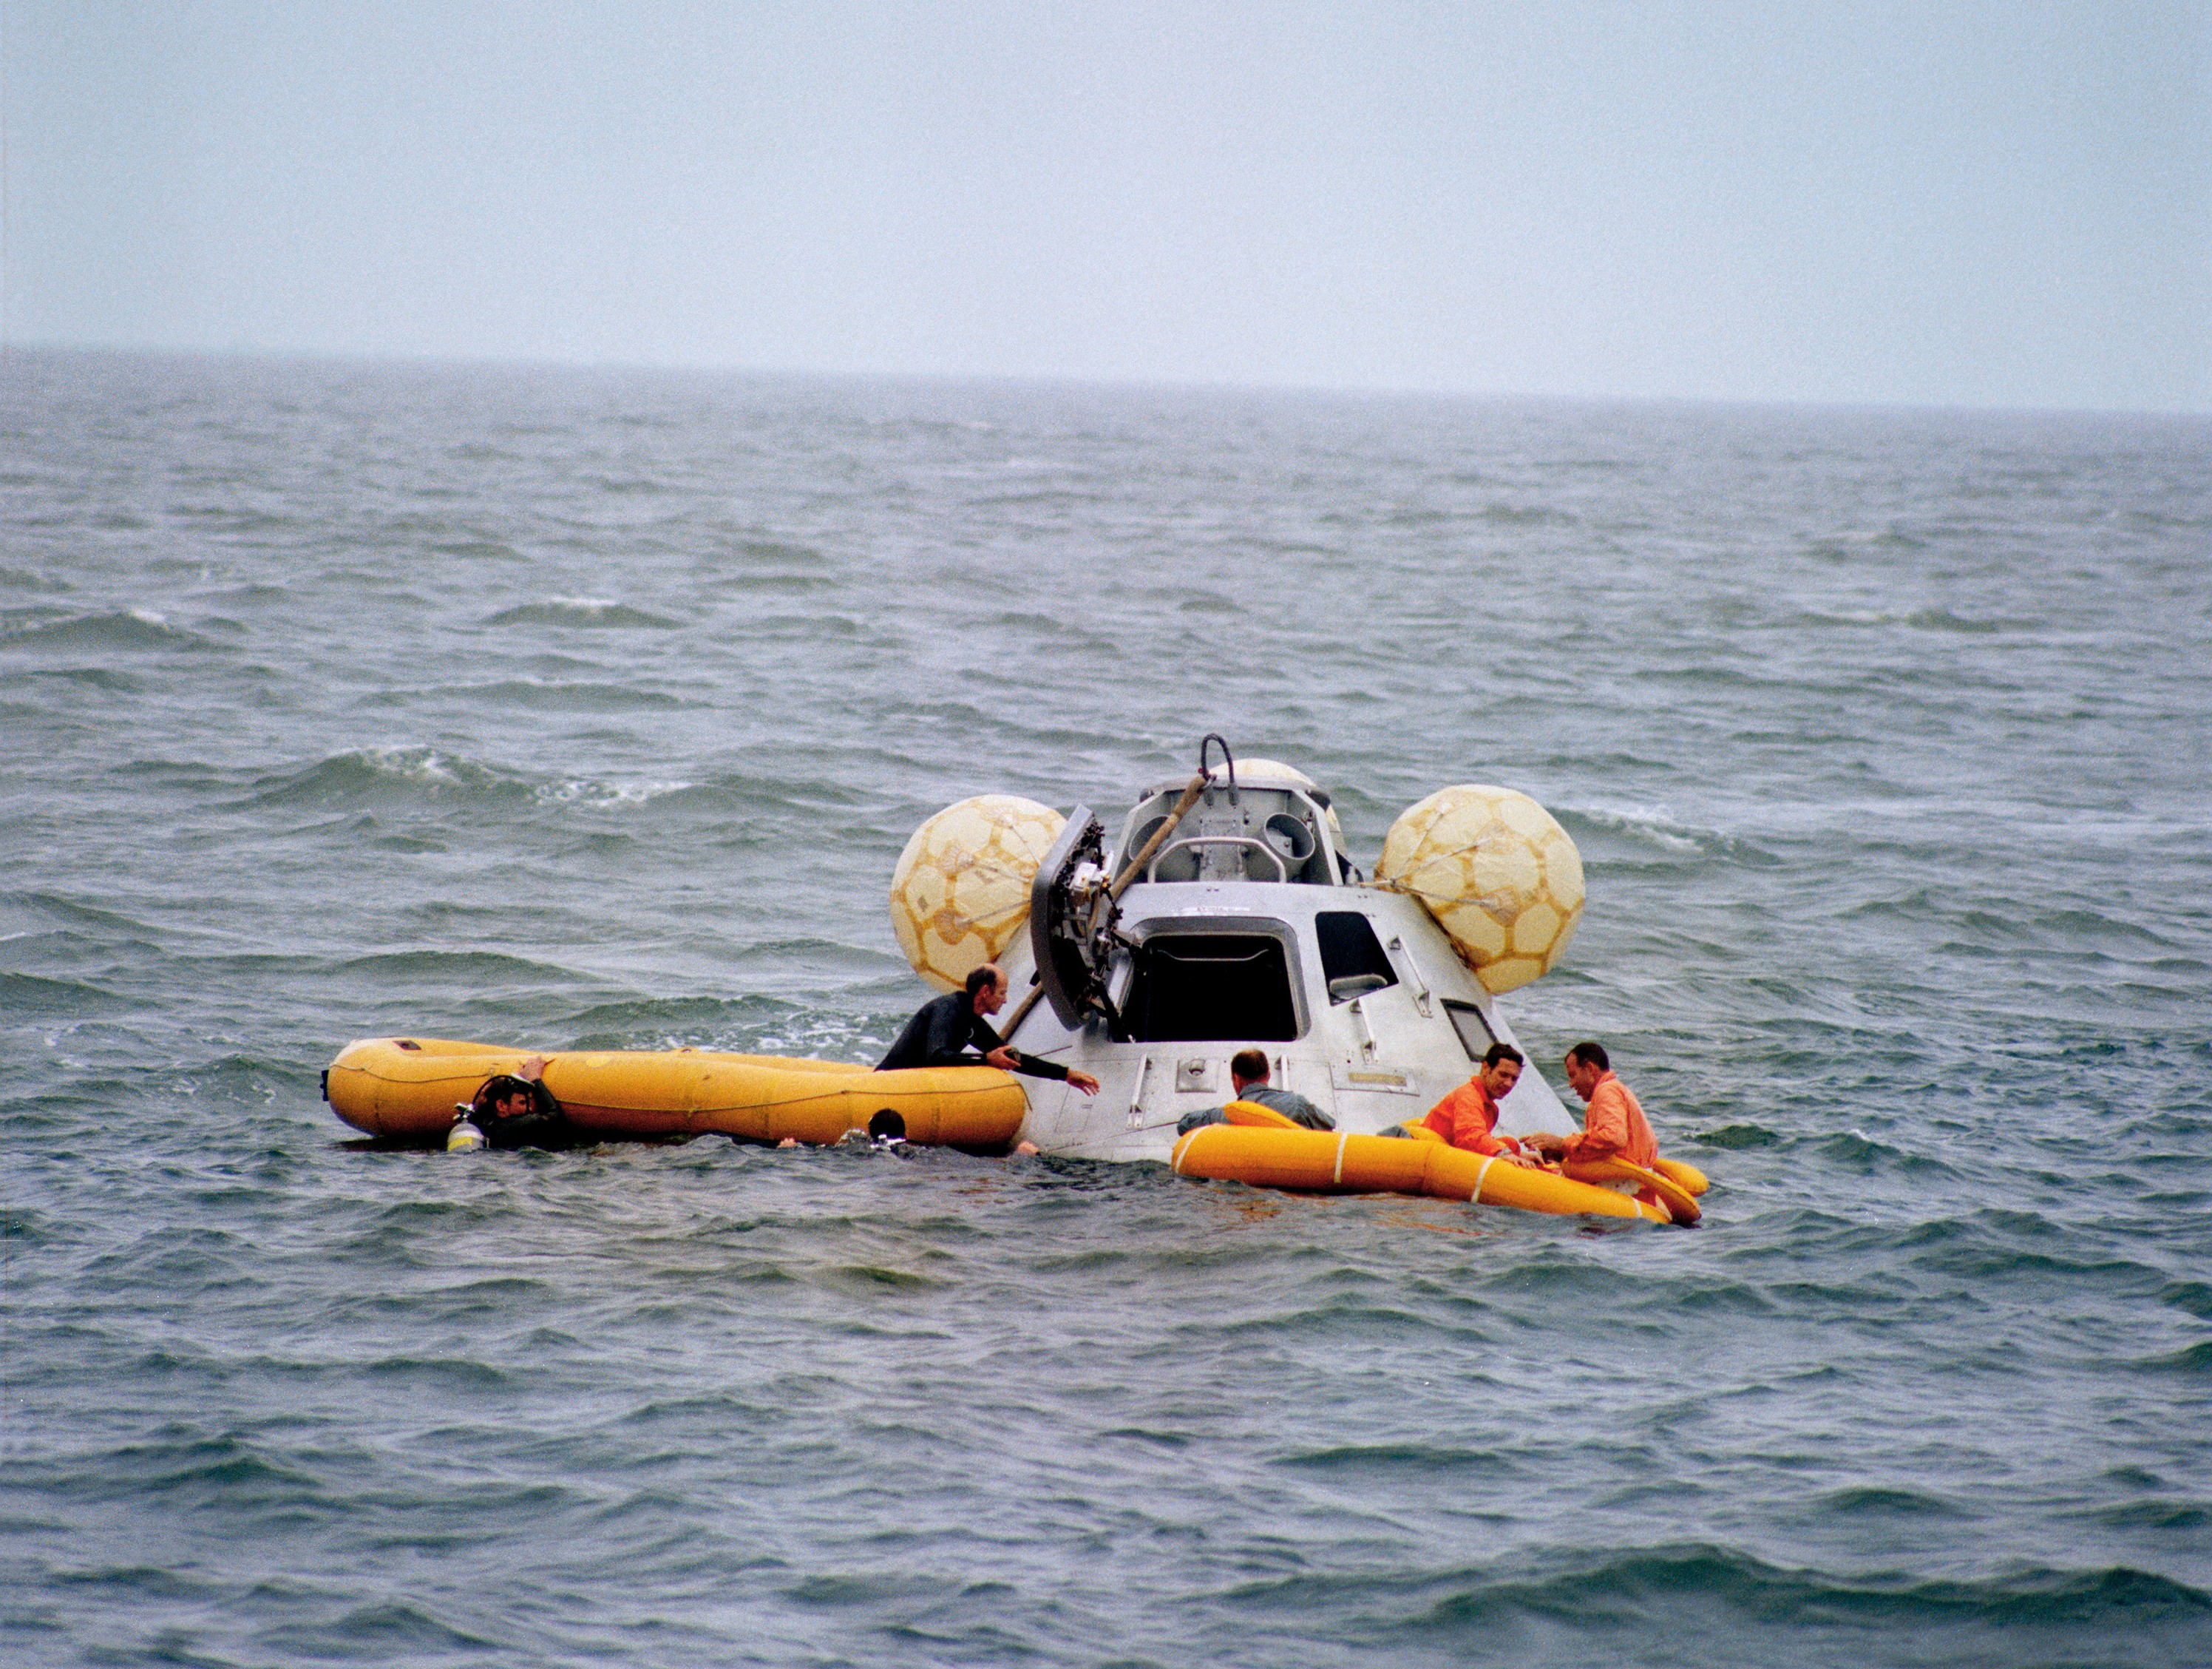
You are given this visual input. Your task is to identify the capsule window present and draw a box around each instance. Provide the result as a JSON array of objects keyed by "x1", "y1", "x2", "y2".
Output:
[
  {"x1": 1443, "y1": 1000, "x2": 1495, "y2": 1060},
  {"x1": 1122, "y1": 935, "x2": 1301, "y2": 1042},
  {"x1": 1315, "y1": 912, "x2": 1397, "y2": 1001}
]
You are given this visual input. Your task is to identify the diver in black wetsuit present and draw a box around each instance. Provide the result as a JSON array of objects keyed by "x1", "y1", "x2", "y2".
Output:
[
  {"x1": 467, "y1": 1060, "x2": 577, "y2": 1150},
  {"x1": 878, "y1": 964, "x2": 1102, "y2": 1096}
]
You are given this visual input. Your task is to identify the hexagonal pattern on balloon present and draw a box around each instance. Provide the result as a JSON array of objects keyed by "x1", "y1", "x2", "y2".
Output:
[
  {"x1": 1374, "y1": 785, "x2": 1584, "y2": 993},
  {"x1": 889, "y1": 795, "x2": 1067, "y2": 992}
]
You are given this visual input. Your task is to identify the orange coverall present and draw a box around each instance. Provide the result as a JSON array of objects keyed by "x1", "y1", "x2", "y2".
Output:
[
  {"x1": 1564, "y1": 1071, "x2": 1658, "y2": 1168},
  {"x1": 1420, "y1": 1079, "x2": 1523, "y2": 1157}
]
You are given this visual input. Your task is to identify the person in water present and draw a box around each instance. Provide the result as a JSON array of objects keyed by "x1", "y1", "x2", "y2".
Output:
[
  {"x1": 877, "y1": 963, "x2": 1102, "y2": 1095},
  {"x1": 779, "y1": 1105, "x2": 1044, "y2": 1156},
  {"x1": 1528, "y1": 1040, "x2": 1659, "y2": 1169},
  {"x1": 776, "y1": 1108, "x2": 915, "y2": 1151},
  {"x1": 1419, "y1": 1043, "x2": 1536, "y2": 1161},
  {"x1": 1176, "y1": 1047, "x2": 1334, "y2": 1135},
  {"x1": 467, "y1": 1056, "x2": 576, "y2": 1150}
]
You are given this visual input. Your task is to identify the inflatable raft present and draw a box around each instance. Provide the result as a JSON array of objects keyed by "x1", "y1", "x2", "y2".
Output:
[
  {"x1": 327, "y1": 1043, "x2": 1706, "y2": 1224},
  {"x1": 1170, "y1": 1101, "x2": 1703, "y2": 1224},
  {"x1": 324, "y1": 1037, "x2": 1028, "y2": 1149}
]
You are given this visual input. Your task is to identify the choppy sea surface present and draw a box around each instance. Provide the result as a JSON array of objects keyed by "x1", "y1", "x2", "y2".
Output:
[{"x1": 3, "y1": 348, "x2": 2209, "y2": 1667}]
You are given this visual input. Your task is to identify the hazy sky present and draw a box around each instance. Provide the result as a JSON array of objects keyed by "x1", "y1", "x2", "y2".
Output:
[{"x1": 7, "y1": 1, "x2": 2208, "y2": 409}]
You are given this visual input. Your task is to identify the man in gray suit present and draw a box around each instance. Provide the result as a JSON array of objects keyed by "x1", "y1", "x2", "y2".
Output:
[{"x1": 1176, "y1": 1046, "x2": 1334, "y2": 1136}]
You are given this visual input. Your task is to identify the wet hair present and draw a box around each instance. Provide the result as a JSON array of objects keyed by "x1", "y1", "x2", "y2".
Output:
[
  {"x1": 965, "y1": 964, "x2": 1003, "y2": 1001},
  {"x1": 1566, "y1": 1041, "x2": 1610, "y2": 1072},
  {"x1": 1482, "y1": 1043, "x2": 1525, "y2": 1070},
  {"x1": 868, "y1": 1108, "x2": 907, "y2": 1142},
  {"x1": 1230, "y1": 1047, "x2": 1269, "y2": 1083},
  {"x1": 472, "y1": 1074, "x2": 546, "y2": 1120}
]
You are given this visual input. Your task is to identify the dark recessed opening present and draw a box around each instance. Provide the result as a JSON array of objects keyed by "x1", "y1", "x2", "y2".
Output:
[
  {"x1": 1316, "y1": 911, "x2": 1397, "y2": 999},
  {"x1": 1122, "y1": 934, "x2": 1300, "y2": 1042},
  {"x1": 1443, "y1": 1000, "x2": 1495, "y2": 1060}
]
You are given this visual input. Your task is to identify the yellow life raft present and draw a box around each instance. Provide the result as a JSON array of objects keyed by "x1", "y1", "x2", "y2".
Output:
[
  {"x1": 324, "y1": 1037, "x2": 1028, "y2": 1149},
  {"x1": 1172, "y1": 1106, "x2": 1672, "y2": 1223}
]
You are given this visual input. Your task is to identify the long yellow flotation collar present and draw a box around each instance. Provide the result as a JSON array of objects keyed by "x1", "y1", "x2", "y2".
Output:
[
  {"x1": 325, "y1": 1036, "x2": 1028, "y2": 1149},
  {"x1": 1171, "y1": 1120, "x2": 1668, "y2": 1222}
]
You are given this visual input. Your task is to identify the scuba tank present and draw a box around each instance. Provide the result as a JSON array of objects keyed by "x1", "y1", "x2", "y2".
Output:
[{"x1": 447, "y1": 1103, "x2": 488, "y2": 1152}]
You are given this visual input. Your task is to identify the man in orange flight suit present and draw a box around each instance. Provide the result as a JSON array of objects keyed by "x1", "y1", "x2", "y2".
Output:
[
  {"x1": 1420, "y1": 1043, "x2": 1536, "y2": 1161},
  {"x1": 1529, "y1": 1040, "x2": 1658, "y2": 1169}
]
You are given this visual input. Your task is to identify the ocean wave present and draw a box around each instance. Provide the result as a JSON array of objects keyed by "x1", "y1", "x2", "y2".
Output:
[
  {"x1": 0, "y1": 663, "x2": 145, "y2": 692},
  {"x1": 611, "y1": 771, "x2": 871, "y2": 818},
  {"x1": 1814, "y1": 526, "x2": 1930, "y2": 552},
  {"x1": 0, "y1": 608, "x2": 218, "y2": 653},
  {"x1": 1814, "y1": 1131, "x2": 1955, "y2": 1178},
  {"x1": 0, "y1": 971, "x2": 131, "y2": 1018},
  {"x1": 2086, "y1": 1499, "x2": 2211, "y2": 1528},
  {"x1": 1798, "y1": 604, "x2": 2015, "y2": 634},
  {"x1": 739, "y1": 611, "x2": 873, "y2": 639},
  {"x1": 732, "y1": 538, "x2": 832, "y2": 566},
  {"x1": 431, "y1": 537, "x2": 526, "y2": 558},
  {"x1": 257, "y1": 1599, "x2": 503, "y2": 1656},
  {"x1": 237, "y1": 747, "x2": 530, "y2": 810},
  {"x1": 824, "y1": 1263, "x2": 948, "y2": 1294},
  {"x1": 2157, "y1": 1281, "x2": 2212, "y2": 1318},
  {"x1": 464, "y1": 680, "x2": 684, "y2": 713},
  {"x1": 1272, "y1": 1442, "x2": 1525, "y2": 1479},
  {"x1": 537, "y1": 775, "x2": 696, "y2": 805},
  {"x1": 0, "y1": 565, "x2": 71, "y2": 593},
  {"x1": 1694, "y1": 1123, "x2": 1780, "y2": 1148},
  {"x1": 1095, "y1": 1425, "x2": 1192, "y2": 1449},
  {"x1": 714, "y1": 570, "x2": 837, "y2": 594},
  {"x1": 1224, "y1": 1541, "x2": 2212, "y2": 1634},
  {"x1": 1816, "y1": 1483, "x2": 1969, "y2": 1517},
  {"x1": 1479, "y1": 501, "x2": 1573, "y2": 525},
  {"x1": 560, "y1": 992, "x2": 787, "y2": 1028},
  {"x1": 483, "y1": 597, "x2": 684, "y2": 629},
  {"x1": 1558, "y1": 802, "x2": 1752, "y2": 859},
  {"x1": 2137, "y1": 1339, "x2": 2212, "y2": 1375},
  {"x1": 335, "y1": 948, "x2": 588, "y2": 984},
  {"x1": 55, "y1": 1429, "x2": 333, "y2": 1508}
]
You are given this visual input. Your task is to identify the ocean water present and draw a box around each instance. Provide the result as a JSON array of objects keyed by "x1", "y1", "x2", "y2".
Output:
[{"x1": 2, "y1": 348, "x2": 2209, "y2": 1668}]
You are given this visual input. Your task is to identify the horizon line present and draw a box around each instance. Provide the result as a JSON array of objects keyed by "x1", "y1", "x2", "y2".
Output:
[{"x1": 6, "y1": 337, "x2": 2208, "y2": 425}]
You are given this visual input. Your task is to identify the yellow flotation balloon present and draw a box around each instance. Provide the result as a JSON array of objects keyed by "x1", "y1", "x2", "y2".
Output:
[
  {"x1": 1375, "y1": 785, "x2": 1584, "y2": 993},
  {"x1": 889, "y1": 794, "x2": 1066, "y2": 992}
]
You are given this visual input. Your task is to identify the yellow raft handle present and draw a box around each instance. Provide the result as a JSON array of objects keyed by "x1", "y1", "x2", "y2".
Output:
[{"x1": 1564, "y1": 1157, "x2": 1702, "y2": 1225}]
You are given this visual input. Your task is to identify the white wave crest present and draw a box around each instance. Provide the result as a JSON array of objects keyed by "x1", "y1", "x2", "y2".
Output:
[
  {"x1": 1572, "y1": 802, "x2": 1713, "y2": 853},
  {"x1": 538, "y1": 778, "x2": 693, "y2": 808}
]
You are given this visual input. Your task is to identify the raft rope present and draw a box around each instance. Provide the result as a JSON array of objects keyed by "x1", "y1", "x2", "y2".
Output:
[
  {"x1": 1469, "y1": 1153, "x2": 1500, "y2": 1205},
  {"x1": 1331, "y1": 1130, "x2": 1348, "y2": 1185}
]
